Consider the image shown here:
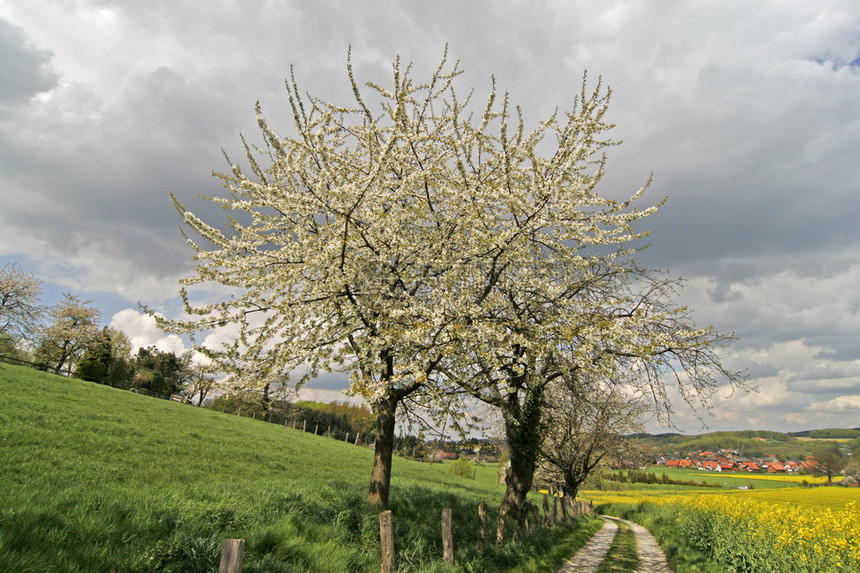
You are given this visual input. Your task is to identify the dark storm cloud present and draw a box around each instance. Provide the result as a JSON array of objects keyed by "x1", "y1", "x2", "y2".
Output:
[
  {"x1": 3, "y1": 0, "x2": 860, "y2": 432},
  {"x1": 302, "y1": 372, "x2": 355, "y2": 393},
  {"x1": 0, "y1": 17, "x2": 58, "y2": 104}
]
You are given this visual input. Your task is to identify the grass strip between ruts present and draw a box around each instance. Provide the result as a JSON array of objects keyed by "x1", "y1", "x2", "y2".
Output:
[{"x1": 595, "y1": 521, "x2": 639, "y2": 573}]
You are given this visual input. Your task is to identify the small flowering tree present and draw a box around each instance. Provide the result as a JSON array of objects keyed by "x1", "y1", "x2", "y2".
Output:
[
  {"x1": 539, "y1": 370, "x2": 648, "y2": 500},
  {"x1": 35, "y1": 293, "x2": 101, "y2": 375},
  {"x1": 0, "y1": 263, "x2": 45, "y2": 350}
]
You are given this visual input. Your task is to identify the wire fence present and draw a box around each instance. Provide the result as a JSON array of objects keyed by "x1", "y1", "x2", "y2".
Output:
[{"x1": 0, "y1": 353, "x2": 371, "y2": 444}]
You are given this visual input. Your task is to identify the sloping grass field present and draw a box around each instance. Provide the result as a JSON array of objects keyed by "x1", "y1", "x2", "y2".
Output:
[{"x1": 0, "y1": 363, "x2": 596, "y2": 572}]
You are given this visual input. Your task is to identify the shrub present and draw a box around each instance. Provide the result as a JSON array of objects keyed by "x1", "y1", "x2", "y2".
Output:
[{"x1": 453, "y1": 457, "x2": 475, "y2": 479}]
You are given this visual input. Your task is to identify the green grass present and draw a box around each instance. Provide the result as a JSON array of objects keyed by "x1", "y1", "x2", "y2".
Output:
[
  {"x1": 624, "y1": 467, "x2": 798, "y2": 489},
  {"x1": 0, "y1": 363, "x2": 594, "y2": 572},
  {"x1": 595, "y1": 521, "x2": 638, "y2": 573},
  {"x1": 508, "y1": 517, "x2": 603, "y2": 573}
]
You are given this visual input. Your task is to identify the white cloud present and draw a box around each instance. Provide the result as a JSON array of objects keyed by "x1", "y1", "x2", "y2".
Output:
[
  {"x1": 809, "y1": 395, "x2": 860, "y2": 413},
  {"x1": 152, "y1": 333, "x2": 186, "y2": 356},
  {"x1": 109, "y1": 308, "x2": 188, "y2": 354},
  {"x1": 296, "y1": 387, "x2": 362, "y2": 405}
]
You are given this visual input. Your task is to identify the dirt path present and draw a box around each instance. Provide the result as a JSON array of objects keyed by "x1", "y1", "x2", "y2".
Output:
[
  {"x1": 603, "y1": 515, "x2": 671, "y2": 572},
  {"x1": 556, "y1": 517, "x2": 618, "y2": 573},
  {"x1": 558, "y1": 515, "x2": 671, "y2": 573}
]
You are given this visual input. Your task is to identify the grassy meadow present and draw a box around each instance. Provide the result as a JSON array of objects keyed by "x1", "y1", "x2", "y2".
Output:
[{"x1": 0, "y1": 362, "x2": 598, "y2": 572}]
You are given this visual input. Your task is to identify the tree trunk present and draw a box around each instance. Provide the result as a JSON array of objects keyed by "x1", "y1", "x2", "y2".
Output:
[
  {"x1": 368, "y1": 395, "x2": 398, "y2": 509},
  {"x1": 54, "y1": 341, "x2": 73, "y2": 374},
  {"x1": 563, "y1": 477, "x2": 582, "y2": 502},
  {"x1": 496, "y1": 387, "x2": 543, "y2": 543}
]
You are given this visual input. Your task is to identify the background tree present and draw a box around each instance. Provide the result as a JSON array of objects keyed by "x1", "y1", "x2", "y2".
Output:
[
  {"x1": 0, "y1": 263, "x2": 46, "y2": 354},
  {"x1": 105, "y1": 328, "x2": 135, "y2": 385},
  {"x1": 296, "y1": 400, "x2": 374, "y2": 436},
  {"x1": 539, "y1": 372, "x2": 648, "y2": 499},
  {"x1": 181, "y1": 355, "x2": 219, "y2": 406},
  {"x1": 211, "y1": 369, "x2": 294, "y2": 420},
  {"x1": 72, "y1": 327, "x2": 136, "y2": 385},
  {"x1": 72, "y1": 327, "x2": 113, "y2": 381},
  {"x1": 811, "y1": 444, "x2": 847, "y2": 483},
  {"x1": 34, "y1": 293, "x2": 101, "y2": 375},
  {"x1": 131, "y1": 346, "x2": 185, "y2": 396},
  {"x1": 844, "y1": 447, "x2": 860, "y2": 481}
]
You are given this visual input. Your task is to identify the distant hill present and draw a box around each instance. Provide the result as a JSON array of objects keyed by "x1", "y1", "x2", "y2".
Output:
[
  {"x1": 630, "y1": 429, "x2": 860, "y2": 459},
  {"x1": 788, "y1": 428, "x2": 860, "y2": 439}
]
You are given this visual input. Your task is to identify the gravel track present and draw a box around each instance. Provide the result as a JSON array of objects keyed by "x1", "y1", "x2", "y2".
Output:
[{"x1": 557, "y1": 514, "x2": 671, "y2": 573}]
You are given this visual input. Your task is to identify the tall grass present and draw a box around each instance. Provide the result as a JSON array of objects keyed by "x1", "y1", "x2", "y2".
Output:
[{"x1": 0, "y1": 363, "x2": 593, "y2": 571}]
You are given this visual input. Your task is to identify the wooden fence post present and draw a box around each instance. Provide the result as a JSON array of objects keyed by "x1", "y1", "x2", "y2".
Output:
[
  {"x1": 477, "y1": 502, "x2": 488, "y2": 552},
  {"x1": 302, "y1": 420, "x2": 307, "y2": 432},
  {"x1": 345, "y1": 432, "x2": 350, "y2": 442},
  {"x1": 314, "y1": 424, "x2": 318, "y2": 435},
  {"x1": 219, "y1": 539, "x2": 244, "y2": 573},
  {"x1": 379, "y1": 510, "x2": 394, "y2": 573},
  {"x1": 552, "y1": 490, "x2": 558, "y2": 524},
  {"x1": 442, "y1": 508, "x2": 454, "y2": 566},
  {"x1": 561, "y1": 495, "x2": 569, "y2": 521},
  {"x1": 543, "y1": 493, "x2": 553, "y2": 526},
  {"x1": 355, "y1": 433, "x2": 360, "y2": 446}
]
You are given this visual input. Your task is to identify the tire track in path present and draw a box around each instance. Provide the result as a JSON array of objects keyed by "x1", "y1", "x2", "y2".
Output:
[
  {"x1": 558, "y1": 515, "x2": 671, "y2": 573},
  {"x1": 603, "y1": 516, "x2": 671, "y2": 572},
  {"x1": 556, "y1": 516, "x2": 618, "y2": 573}
]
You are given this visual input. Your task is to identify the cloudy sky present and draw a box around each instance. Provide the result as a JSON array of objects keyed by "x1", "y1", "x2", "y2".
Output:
[{"x1": 2, "y1": 0, "x2": 859, "y2": 434}]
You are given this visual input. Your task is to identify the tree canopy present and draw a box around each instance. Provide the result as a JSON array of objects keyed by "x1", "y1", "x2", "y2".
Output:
[
  {"x1": 162, "y1": 49, "x2": 746, "y2": 512},
  {"x1": 35, "y1": 293, "x2": 101, "y2": 375},
  {"x1": 0, "y1": 263, "x2": 45, "y2": 348}
]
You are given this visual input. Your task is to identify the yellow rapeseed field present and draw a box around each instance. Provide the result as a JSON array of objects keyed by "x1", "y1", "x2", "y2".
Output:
[
  {"x1": 584, "y1": 484, "x2": 860, "y2": 509},
  {"x1": 696, "y1": 471, "x2": 842, "y2": 485},
  {"x1": 585, "y1": 487, "x2": 860, "y2": 571}
]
